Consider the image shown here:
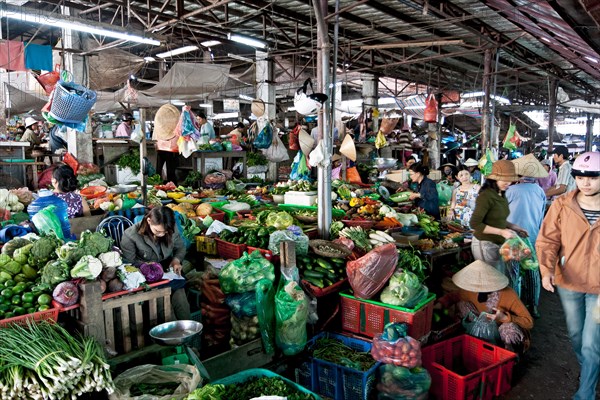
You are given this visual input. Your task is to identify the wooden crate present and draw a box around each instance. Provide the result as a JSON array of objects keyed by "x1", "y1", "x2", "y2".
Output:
[{"x1": 77, "y1": 281, "x2": 173, "y2": 355}]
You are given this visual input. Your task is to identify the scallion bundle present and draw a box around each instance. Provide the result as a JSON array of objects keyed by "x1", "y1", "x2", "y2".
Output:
[{"x1": 0, "y1": 320, "x2": 115, "y2": 399}]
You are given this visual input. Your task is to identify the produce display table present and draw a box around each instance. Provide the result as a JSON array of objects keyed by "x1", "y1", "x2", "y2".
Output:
[
  {"x1": 192, "y1": 150, "x2": 247, "y2": 178},
  {"x1": 0, "y1": 141, "x2": 33, "y2": 188},
  {"x1": 420, "y1": 241, "x2": 472, "y2": 270},
  {"x1": 94, "y1": 138, "x2": 157, "y2": 168}
]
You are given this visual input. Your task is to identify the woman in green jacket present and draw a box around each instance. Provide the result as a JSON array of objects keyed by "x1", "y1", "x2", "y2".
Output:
[
  {"x1": 120, "y1": 206, "x2": 191, "y2": 320},
  {"x1": 470, "y1": 160, "x2": 527, "y2": 273}
]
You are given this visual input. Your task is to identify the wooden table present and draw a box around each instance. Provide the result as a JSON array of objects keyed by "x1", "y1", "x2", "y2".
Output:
[
  {"x1": 94, "y1": 139, "x2": 157, "y2": 168},
  {"x1": 191, "y1": 151, "x2": 247, "y2": 178}
]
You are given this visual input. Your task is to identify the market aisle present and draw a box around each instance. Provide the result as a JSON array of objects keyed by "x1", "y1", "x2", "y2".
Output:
[{"x1": 498, "y1": 288, "x2": 594, "y2": 399}]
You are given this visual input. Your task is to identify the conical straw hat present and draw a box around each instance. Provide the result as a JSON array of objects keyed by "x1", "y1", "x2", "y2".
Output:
[
  {"x1": 340, "y1": 134, "x2": 357, "y2": 161},
  {"x1": 251, "y1": 99, "x2": 265, "y2": 117},
  {"x1": 153, "y1": 104, "x2": 180, "y2": 140},
  {"x1": 511, "y1": 154, "x2": 548, "y2": 178},
  {"x1": 452, "y1": 260, "x2": 509, "y2": 292},
  {"x1": 299, "y1": 128, "x2": 315, "y2": 155},
  {"x1": 464, "y1": 158, "x2": 479, "y2": 167}
]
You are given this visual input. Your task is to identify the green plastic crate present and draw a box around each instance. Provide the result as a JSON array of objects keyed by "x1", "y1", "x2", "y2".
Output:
[{"x1": 214, "y1": 368, "x2": 322, "y2": 399}]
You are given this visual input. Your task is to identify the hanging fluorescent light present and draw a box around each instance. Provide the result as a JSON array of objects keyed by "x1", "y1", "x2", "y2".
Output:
[
  {"x1": 239, "y1": 94, "x2": 253, "y2": 101},
  {"x1": 0, "y1": 5, "x2": 160, "y2": 45},
  {"x1": 201, "y1": 40, "x2": 221, "y2": 47},
  {"x1": 198, "y1": 104, "x2": 213, "y2": 108},
  {"x1": 156, "y1": 45, "x2": 199, "y2": 58},
  {"x1": 228, "y1": 33, "x2": 267, "y2": 49},
  {"x1": 144, "y1": 56, "x2": 156, "y2": 62},
  {"x1": 461, "y1": 91, "x2": 485, "y2": 99}
]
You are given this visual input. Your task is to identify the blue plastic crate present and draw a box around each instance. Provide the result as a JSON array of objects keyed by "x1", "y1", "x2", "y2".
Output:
[
  {"x1": 297, "y1": 332, "x2": 380, "y2": 400},
  {"x1": 214, "y1": 368, "x2": 321, "y2": 399}
]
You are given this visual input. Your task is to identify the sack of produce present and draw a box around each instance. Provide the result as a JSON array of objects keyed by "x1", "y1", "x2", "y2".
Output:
[
  {"x1": 499, "y1": 236, "x2": 532, "y2": 262},
  {"x1": 225, "y1": 291, "x2": 257, "y2": 318},
  {"x1": 110, "y1": 364, "x2": 200, "y2": 400},
  {"x1": 256, "y1": 278, "x2": 276, "y2": 355},
  {"x1": 372, "y1": 323, "x2": 422, "y2": 368},
  {"x1": 219, "y1": 251, "x2": 275, "y2": 294},
  {"x1": 380, "y1": 270, "x2": 429, "y2": 308},
  {"x1": 269, "y1": 228, "x2": 309, "y2": 256},
  {"x1": 275, "y1": 279, "x2": 309, "y2": 355},
  {"x1": 519, "y1": 237, "x2": 539, "y2": 270},
  {"x1": 230, "y1": 314, "x2": 260, "y2": 346},
  {"x1": 346, "y1": 243, "x2": 398, "y2": 299},
  {"x1": 377, "y1": 364, "x2": 431, "y2": 400},
  {"x1": 436, "y1": 180, "x2": 453, "y2": 206},
  {"x1": 462, "y1": 311, "x2": 502, "y2": 345}
]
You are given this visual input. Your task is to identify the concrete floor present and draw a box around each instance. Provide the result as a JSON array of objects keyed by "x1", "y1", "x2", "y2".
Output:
[{"x1": 498, "y1": 288, "x2": 598, "y2": 400}]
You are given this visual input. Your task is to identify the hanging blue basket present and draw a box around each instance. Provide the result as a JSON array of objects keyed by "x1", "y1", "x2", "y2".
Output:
[{"x1": 49, "y1": 80, "x2": 97, "y2": 124}]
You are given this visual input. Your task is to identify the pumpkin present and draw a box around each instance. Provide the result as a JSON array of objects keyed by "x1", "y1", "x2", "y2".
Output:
[{"x1": 196, "y1": 203, "x2": 213, "y2": 217}]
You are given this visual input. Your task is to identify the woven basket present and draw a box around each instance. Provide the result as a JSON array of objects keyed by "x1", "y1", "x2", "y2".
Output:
[
  {"x1": 342, "y1": 219, "x2": 376, "y2": 229},
  {"x1": 49, "y1": 80, "x2": 97, "y2": 124},
  {"x1": 295, "y1": 214, "x2": 318, "y2": 224},
  {"x1": 309, "y1": 239, "x2": 352, "y2": 258}
]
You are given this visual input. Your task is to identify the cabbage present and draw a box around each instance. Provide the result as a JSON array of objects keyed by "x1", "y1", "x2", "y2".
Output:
[
  {"x1": 70, "y1": 255, "x2": 103, "y2": 280},
  {"x1": 139, "y1": 262, "x2": 164, "y2": 283},
  {"x1": 265, "y1": 211, "x2": 294, "y2": 230},
  {"x1": 380, "y1": 270, "x2": 429, "y2": 308}
]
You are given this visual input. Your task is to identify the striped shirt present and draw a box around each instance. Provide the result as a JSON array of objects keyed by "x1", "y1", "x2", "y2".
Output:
[{"x1": 581, "y1": 208, "x2": 600, "y2": 225}]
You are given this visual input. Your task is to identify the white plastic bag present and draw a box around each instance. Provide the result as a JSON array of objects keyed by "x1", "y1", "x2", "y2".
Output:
[{"x1": 264, "y1": 134, "x2": 289, "y2": 162}]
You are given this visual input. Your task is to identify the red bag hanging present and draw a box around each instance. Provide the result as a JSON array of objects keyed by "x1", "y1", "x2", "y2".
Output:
[
  {"x1": 423, "y1": 94, "x2": 438, "y2": 123},
  {"x1": 289, "y1": 124, "x2": 301, "y2": 150},
  {"x1": 63, "y1": 152, "x2": 80, "y2": 175}
]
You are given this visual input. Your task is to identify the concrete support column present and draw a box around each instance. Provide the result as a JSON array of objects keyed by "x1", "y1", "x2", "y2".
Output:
[
  {"x1": 361, "y1": 73, "x2": 379, "y2": 132},
  {"x1": 481, "y1": 49, "x2": 492, "y2": 150},
  {"x1": 255, "y1": 50, "x2": 277, "y2": 181},
  {"x1": 585, "y1": 113, "x2": 593, "y2": 152},
  {"x1": 548, "y1": 79, "x2": 558, "y2": 153}
]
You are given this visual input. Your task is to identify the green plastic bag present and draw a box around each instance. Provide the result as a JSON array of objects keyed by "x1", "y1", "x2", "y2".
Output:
[
  {"x1": 436, "y1": 180, "x2": 453, "y2": 206},
  {"x1": 481, "y1": 149, "x2": 494, "y2": 177},
  {"x1": 256, "y1": 279, "x2": 276, "y2": 355},
  {"x1": 275, "y1": 278, "x2": 309, "y2": 356},
  {"x1": 520, "y1": 237, "x2": 539, "y2": 271},
  {"x1": 32, "y1": 205, "x2": 65, "y2": 240},
  {"x1": 503, "y1": 124, "x2": 517, "y2": 150},
  {"x1": 218, "y1": 251, "x2": 275, "y2": 294}
]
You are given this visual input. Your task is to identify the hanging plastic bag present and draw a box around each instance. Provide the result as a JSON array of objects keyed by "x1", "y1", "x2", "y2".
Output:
[
  {"x1": 346, "y1": 166, "x2": 363, "y2": 184},
  {"x1": 520, "y1": 237, "x2": 539, "y2": 271},
  {"x1": 480, "y1": 148, "x2": 495, "y2": 176},
  {"x1": 377, "y1": 364, "x2": 431, "y2": 400},
  {"x1": 502, "y1": 123, "x2": 517, "y2": 150},
  {"x1": 290, "y1": 152, "x2": 311, "y2": 181},
  {"x1": 462, "y1": 311, "x2": 502, "y2": 345},
  {"x1": 436, "y1": 180, "x2": 453, "y2": 206},
  {"x1": 423, "y1": 94, "x2": 438, "y2": 123},
  {"x1": 275, "y1": 278, "x2": 309, "y2": 355},
  {"x1": 256, "y1": 278, "x2": 276, "y2": 354},
  {"x1": 309, "y1": 140, "x2": 326, "y2": 166},
  {"x1": 109, "y1": 364, "x2": 201, "y2": 400},
  {"x1": 347, "y1": 243, "x2": 398, "y2": 299},
  {"x1": 499, "y1": 236, "x2": 532, "y2": 262},
  {"x1": 63, "y1": 152, "x2": 80, "y2": 175},
  {"x1": 372, "y1": 323, "x2": 423, "y2": 368},
  {"x1": 177, "y1": 137, "x2": 197, "y2": 158},
  {"x1": 289, "y1": 124, "x2": 301, "y2": 150},
  {"x1": 264, "y1": 133, "x2": 290, "y2": 162},
  {"x1": 375, "y1": 130, "x2": 388, "y2": 149},
  {"x1": 253, "y1": 123, "x2": 273, "y2": 149}
]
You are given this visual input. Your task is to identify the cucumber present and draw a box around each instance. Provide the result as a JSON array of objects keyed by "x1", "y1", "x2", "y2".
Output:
[
  {"x1": 304, "y1": 270, "x2": 326, "y2": 279},
  {"x1": 330, "y1": 258, "x2": 346, "y2": 265},
  {"x1": 315, "y1": 258, "x2": 333, "y2": 270},
  {"x1": 314, "y1": 266, "x2": 336, "y2": 280},
  {"x1": 303, "y1": 276, "x2": 324, "y2": 288}
]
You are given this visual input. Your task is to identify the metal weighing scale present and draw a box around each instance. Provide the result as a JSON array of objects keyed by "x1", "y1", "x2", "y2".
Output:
[
  {"x1": 374, "y1": 157, "x2": 398, "y2": 180},
  {"x1": 149, "y1": 320, "x2": 210, "y2": 380}
]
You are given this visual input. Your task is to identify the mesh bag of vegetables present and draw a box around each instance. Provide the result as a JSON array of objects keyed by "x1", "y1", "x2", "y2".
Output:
[
  {"x1": 218, "y1": 251, "x2": 275, "y2": 294},
  {"x1": 499, "y1": 236, "x2": 533, "y2": 262},
  {"x1": 377, "y1": 364, "x2": 431, "y2": 400},
  {"x1": 275, "y1": 279, "x2": 309, "y2": 356},
  {"x1": 346, "y1": 243, "x2": 398, "y2": 299},
  {"x1": 372, "y1": 323, "x2": 422, "y2": 368},
  {"x1": 380, "y1": 270, "x2": 429, "y2": 308},
  {"x1": 268, "y1": 228, "x2": 309, "y2": 256}
]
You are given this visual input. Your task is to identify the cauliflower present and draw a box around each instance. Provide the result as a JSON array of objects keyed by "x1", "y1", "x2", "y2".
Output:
[
  {"x1": 71, "y1": 255, "x2": 103, "y2": 280},
  {"x1": 98, "y1": 251, "x2": 122, "y2": 268}
]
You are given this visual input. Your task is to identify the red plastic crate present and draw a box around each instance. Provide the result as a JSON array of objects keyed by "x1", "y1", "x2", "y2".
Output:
[
  {"x1": 210, "y1": 211, "x2": 226, "y2": 222},
  {"x1": 246, "y1": 246, "x2": 280, "y2": 264},
  {"x1": 215, "y1": 238, "x2": 247, "y2": 259},
  {"x1": 421, "y1": 334, "x2": 517, "y2": 400},
  {"x1": 0, "y1": 307, "x2": 59, "y2": 327},
  {"x1": 340, "y1": 291, "x2": 435, "y2": 339},
  {"x1": 302, "y1": 278, "x2": 349, "y2": 298}
]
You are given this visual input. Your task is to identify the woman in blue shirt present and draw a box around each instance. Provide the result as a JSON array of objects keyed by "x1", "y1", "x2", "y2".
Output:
[{"x1": 408, "y1": 162, "x2": 440, "y2": 219}]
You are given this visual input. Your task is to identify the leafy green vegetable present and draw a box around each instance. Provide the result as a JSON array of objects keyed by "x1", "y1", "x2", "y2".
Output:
[
  {"x1": 116, "y1": 149, "x2": 141, "y2": 174},
  {"x1": 70, "y1": 255, "x2": 103, "y2": 280},
  {"x1": 2, "y1": 260, "x2": 21, "y2": 275},
  {"x1": 311, "y1": 336, "x2": 377, "y2": 371},
  {"x1": 62, "y1": 231, "x2": 114, "y2": 266},
  {"x1": 147, "y1": 174, "x2": 163, "y2": 186},
  {"x1": 182, "y1": 171, "x2": 203, "y2": 188},
  {"x1": 185, "y1": 377, "x2": 315, "y2": 400},
  {"x1": 247, "y1": 151, "x2": 268, "y2": 167},
  {"x1": 13, "y1": 244, "x2": 33, "y2": 265},
  {"x1": 40, "y1": 259, "x2": 70, "y2": 286}
]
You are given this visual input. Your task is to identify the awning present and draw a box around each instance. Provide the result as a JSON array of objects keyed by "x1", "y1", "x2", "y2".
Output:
[
  {"x1": 142, "y1": 62, "x2": 230, "y2": 100},
  {"x1": 5, "y1": 83, "x2": 47, "y2": 115},
  {"x1": 94, "y1": 86, "x2": 169, "y2": 113}
]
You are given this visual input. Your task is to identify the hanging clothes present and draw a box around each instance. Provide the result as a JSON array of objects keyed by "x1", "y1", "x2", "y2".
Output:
[
  {"x1": 24, "y1": 43, "x2": 53, "y2": 71},
  {"x1": 0, "y1": 40, "x2": 26, "y2": 71}
]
